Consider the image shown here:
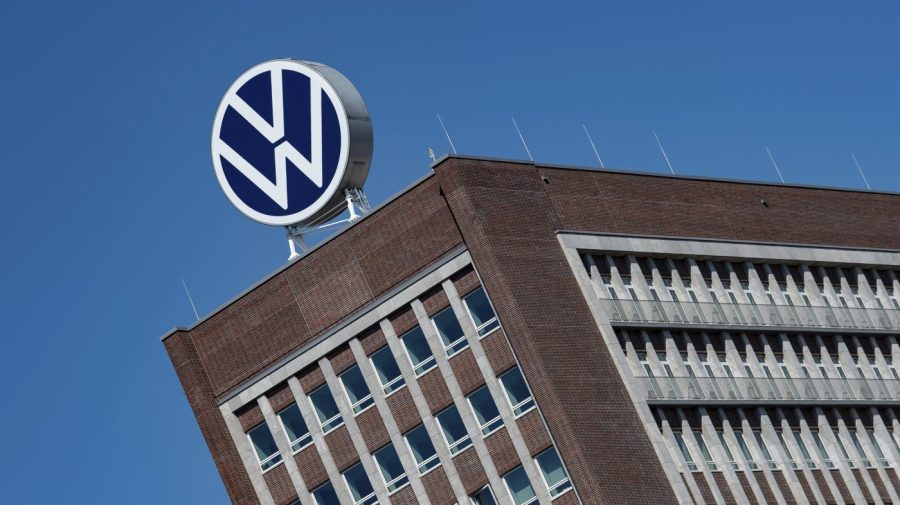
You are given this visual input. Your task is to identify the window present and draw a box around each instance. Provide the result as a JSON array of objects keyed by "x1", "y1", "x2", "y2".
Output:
[
  {"x1": 309, "y1": 385, "x2": 343, "y2": 433},
  {"x1": 673, "y1": 431, "x2": 698, "y2": 471},
  {"x1": 499, "y1": 367, "x2": 535, "y2": 416},
  {"x1": 810, "y1": 430, "x2": 835, "y2": 468},
  {"x1": 436, "y1": 405, "x2": 472, "y2": 455},
  {"x1": 248, "y1": 422, "x2": 282, "y2": 471},
  {"x1": 753, "y1": 430, "x2": 776, "y2": 469},
  {"x1": 535, "y1": 447, "x2": 572, "y2": 497},
  {"x1": 312, "y1": 482, "x2": 341, "y2": 505},
  {"x1": 503, "y1": 466, "x2": 537, "y2": 505},
  {"x1": 278, "y1": 404, "x2": 312, "y2": 452},
  {"x1": 733, "y1": 430, "x2": 758, "y2": 470},
  {"x1": 792, "y1": 429, "x2": 817, "y2": 468},
  {"x1": 370, "y1": 346, "x2": 405, "y2": 395},
  {"x1": 340, "y1": 365, "x2": 374, "y2": 414},
  {"x1": 405, "y1": 424, "x2": 440, "y2": 474},
  {"x1": 849, "y1": 429, "x2": 872, "y2": 468},
  {"x1": 463, "y1": 287, "x2": 499, "y2": 337},
  {"x1": 470, "y1": 485, "x2": 498, "y2": 505},
  {"x1": 694, "y1": 430, "x2": 717, "y2": 471},
  {"x1": 717, "y1": 430, "x2": 739, "y2": 470},
  {"x1": 776, "y1": 430, "x2": 798, "y2": 469},
  {"x1": 433, "y1": 306, "x2": 468, "y2": 356},
  {"x1": 374, "y1": 443, "x2": 409, "y2": 493},
  {"x1": 468, "y1": 386, "x2": 504, "y2": 436},
  {"x1": 343, "y1": 463, "x2": 377, "y2": 505},
  {"x1": 401, "y1": 326, "x2": 436, "y2": 376}
]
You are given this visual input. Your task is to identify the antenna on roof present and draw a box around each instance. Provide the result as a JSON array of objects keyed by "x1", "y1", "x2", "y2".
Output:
[
  {"x1": 181, "y1": 279, "x2": 200, "y2": 322},
  {"x1": 850, "y1": 153, "x2": 872, "y2": 191},
  {"x1": 652, "y1": 130, "x2": 675, "y2": 174},
  {"x1": 764, "y1": 146, "x2": 786, "y2": 184},
  {"x1": 427, "y1": 147, "x2": 437, "y2": 163},
  {"x1": 511, "y1": 116, "x2": 533, "y2": 161},
  {"x1": 582, "y1": 124, "x2": 605, "y2": 168},
  {"x1": 436, "y1": 114, "x2": 457, "y2": 154}
]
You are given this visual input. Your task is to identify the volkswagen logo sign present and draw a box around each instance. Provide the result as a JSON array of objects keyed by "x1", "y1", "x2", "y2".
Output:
[{"x1": 211, "y1": 60, "x2": 372, "y2": 226}]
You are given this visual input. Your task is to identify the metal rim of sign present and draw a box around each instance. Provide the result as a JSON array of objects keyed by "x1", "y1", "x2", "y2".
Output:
[{"x1": 211, "y1": 59, "x2": 372, "y2": 227}]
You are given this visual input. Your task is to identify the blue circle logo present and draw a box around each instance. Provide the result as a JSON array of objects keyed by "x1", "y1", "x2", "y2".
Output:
[{"x1": 212, "y1": 60, "x2": 352, "y2": 226}]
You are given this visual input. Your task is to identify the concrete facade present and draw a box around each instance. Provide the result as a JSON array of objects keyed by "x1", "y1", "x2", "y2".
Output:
[{"x1": 164, "y1": 156, "x2": 900, "y2": 505}]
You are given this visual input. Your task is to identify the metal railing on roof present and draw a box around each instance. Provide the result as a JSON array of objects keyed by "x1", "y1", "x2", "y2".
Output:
[
  {"x1": 637, "y1": 375, "x2": 900, "y2": 404},
  {"x1": 597, "y1": 297, "x2": 900, "y2": 332}
]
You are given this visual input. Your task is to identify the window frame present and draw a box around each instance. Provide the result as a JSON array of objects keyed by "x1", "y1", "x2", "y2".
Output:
[
  {"x1": 502, "y1": 465, "x2": 538, "y2": 505},
  {"x1": 369, "y1": 346, "x2": 406, "y2": 397},
  {"x1": 311, "y1": 482, "x2": 341, "y2": 505},
  {"x1": 374, "y1": 443, "x2": 410, "y2": 494},
  {"x1": 339, "y1": 365, "x2": 375, "y2": 415},
  {"x1": 499, "y1": 367, "x2": 535, "y2": 418},
  {"x1": 431, "y1": 305, "x2": 469, "y2": 358},
  {"x1": 462, "y1": 287, "x2": 500, "y2": 338},
  {"x1": 247, "y1": 422, "x2": 283, "y2": 472},
  {"x1": 467, "y1": 385, "x2": 504, "y2": 437},
  {"x1": 400, "y1": 326, "x2": 437, "y2": 377},
  {"x1": 436, "y1": 405, "x2": 473, "y2": 456},
  {"x1": 534, "y1": 447, "x2": 572, "y2": 498},
  {"x1": 276, "y1": 403, "x2": 313, "y2": 454},
  {"x1": 308, "y1": 384, "x2": 344, "y2": 434},
  {"x1": 404, "y1": 424, "x2": 441, "y2": 475},
  {"x1": 342, "y1": 462, "x2": 378, "y2": 505}
]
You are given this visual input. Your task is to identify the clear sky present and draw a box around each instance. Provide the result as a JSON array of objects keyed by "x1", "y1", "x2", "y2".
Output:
[{"x1": 0, "y1": 1, "x2": 898, "y2": 503}]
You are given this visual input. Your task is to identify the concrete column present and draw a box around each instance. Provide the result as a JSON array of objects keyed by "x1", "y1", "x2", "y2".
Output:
[
  {"x1": 219, "y1": 405, "x2": 277, "y2": 505},
  {"x1": 720, "y1": 414, "x2": 768, "y2": 505},
  {"x1": 380, "y1": 319, "x2": 470, "y2": 504},
  {"x1": 411, "y1": 300, "x2": 511, "y2": 504},
  {"x1": 287, "y1": 377, "x2": 355, "y2": 505},
  {"x1": 258, "y1": 396, "x2": 312, "y2": 505},
  {"x1": 850, "y1": 411, "x2": 899, "y2": 503},
  {"x1": 815, "y1": 408, "x2": 868, "y2": 504},
  {"x1": 443, "y1": 280, "x2": 554, "y2": 505},
  {"x1": 677, "y1": 411, "x2": 727, "y2": 505},
  {"x1": 348, "y1": 339, "x2": 432, "y2": 505},
  {"x1": 659, "y1": 416, "x2": 706, "y2": 504},
  {"x1": 771, "y1": 410, "x2": 828, "y2": 505},
  {"x1": 319, "y1": 359, "x2": 391, "y2": 504},
  {"x1": 700, "y1": 409, "x2": 752, "y2": 504},
  {"x1": 794, "y1": 409, "x2": 845, "y2": 505},
  {"x1": 736, "y1": 410, "x2": 787, "y2": 505}
]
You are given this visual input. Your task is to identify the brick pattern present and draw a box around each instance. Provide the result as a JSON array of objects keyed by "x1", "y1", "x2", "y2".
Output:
[
  {"x1": 484, "y1": 428, "x2": 520, "y2": 476},
  {"x1": 481, "y1": 330, "x2": 517, "y2": 375},
  {"x1": 389, "y1": 484, "x2": 419, "y2": 505},
  {"x1": 451, "y1": 447, "x2": 489, "y2": 495},
  {"x1": 517, "y1": 409, "x2": 553, "y2": 457},
  {"x1": 421, "y1": 467, "x2": 457, "y2": 505},
  {"x1": 324, "y1": 425, "x2": 356, "y2": 472},
  {"x1": 237, "y1": 403, "x2": 265, "y2": 432},
  {"x1": 166, "y1": 157, "x2": 900, "y2": 504},
  {"x1": 267, "y1": 383, "x2": 295, "y2": 413},
  {"x1": 421, "y1": 286, "x2": 451, "y2": 317},
  {"x1": 386, "y1": 387, "x2": 421, "y2": 435},
  {"x1": 294, "y1": 446, "x2": 328, "y2": 490},
  {"x1": 262, "y1": 465, "x2": 295, "y2": 505},
  {"x1": 355, "y1": 406, "x2": 391, "y2": 452},
  {"x1": 448, "y1": 349, "x2": 483, "y2": 396},
  {"x1": 809, "y1": 470, "x2": 836, "y2": 503},
  {"x1": 418, "y1": 369, "x2": 454, "y2": 413},
  {"x1": 327, "y1": 344, "x2": 356, "y2": 375},
  {"x1": 711, "y1": 472, "x2": 736, "y2": 504}
]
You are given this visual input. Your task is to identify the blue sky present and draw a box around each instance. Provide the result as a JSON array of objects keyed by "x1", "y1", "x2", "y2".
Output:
[{"x1": 0, "y1": 1, "x2": 898, "y2": 503}]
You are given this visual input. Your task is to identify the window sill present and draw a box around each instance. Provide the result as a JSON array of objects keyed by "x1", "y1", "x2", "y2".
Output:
[
  {"x1": 418, "y1": 461, "x2": 442, "y2": 477},
  {"x1": 260, "y1": 459, "x2": 284, "y2": 474},
  {"x1": 353, "y1": 401, "x2": 376, "y2": 417},
  {"x1": 549, "y1": 486, "x2": 573, "y2": 502},
  {"x1": 513, "y1": 405, "x2": 536, "y2": 420},
  {"x1": 387, "y1": 481, "x2": 410, "y2": 496},
  {"x1": 482, "y1": 423, "x2": 506, "y2": 440},
  {"x1": 477, "y1": 325, "x2": 501, "y2": 340},
  {"x1": 322, "y1": 422, "x2": 345, "y2": 436},
  {"x1": 383, "y1": 382, "x2": 407, "y2": 399},
  {"x1": 449, "y1": 442, "x2": 475, "y2": 458}
]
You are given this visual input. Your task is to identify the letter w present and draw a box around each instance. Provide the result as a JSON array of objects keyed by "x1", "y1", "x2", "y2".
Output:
[{"x1": 216, "y1": 70, "x2": 323, "y2": 210}]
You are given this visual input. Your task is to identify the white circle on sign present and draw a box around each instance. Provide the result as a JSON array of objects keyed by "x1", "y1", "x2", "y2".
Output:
[{"x1": 211, "y1": 59, "x2": 361, "y2": 227}]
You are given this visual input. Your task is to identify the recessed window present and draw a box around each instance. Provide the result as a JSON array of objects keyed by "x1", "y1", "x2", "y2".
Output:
[
  {"x1": 463, "y1": 287, "x2": 499, "y2": 337},
  {"x1": 309, "y1": 385, "x2": 343, "y2": 433},
  {"x1": 499, "y1": 367, "x2": 535, "y2": 417},
  {"x1": 247, "y1": 422, "x2": 282, "y2": 471},
  {"x1": 535, "y1": 447, "x2": 572, "y2": 497},
  {"x1": 470, "y1": 485, "x2": 498, "y2": 505},
  {"x1": 401, "y1": 326, "x2": 436, "y2": 376},
  {"x1": 432, "y1": 306, "x2": 468, "y2": 357},
  {"x1": 436, "y1": 405, "x2": 472, "y2": 455},
  {"x1": 370, "y1": 346, "x2": 405, "y2": 395},
  {"x1": 503, "y1": 465, "x2": 537, "y2": 505},
  {"x1": 468, "y1": 385, "x2": 503, "y2": 436},
  {"x1": 312, "y1": 482, "x2": 341, "y2": 505},
  {"x1": 374, "y1": 443, "x2": 409, "y2": 493},
  {"x1": 405, "y1": 424, "x2": 440, "y2": 474},
  {"x1": 343, "y1": 462, "x2": 377, "y2": 505},
  {"x1": 340, "y1": 365, "x2": 374, "y2": 414},
  {"x1": 673, "y1": 431, "x2": 697, "y2": 471},
  {"x1": 277, "y1": 404, "x2": 312, "y2": 452}
]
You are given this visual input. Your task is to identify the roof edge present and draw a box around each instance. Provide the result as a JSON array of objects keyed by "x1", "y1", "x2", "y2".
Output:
[{"x1": 433, "y1": 153, "x2": 900, "y2": 197}]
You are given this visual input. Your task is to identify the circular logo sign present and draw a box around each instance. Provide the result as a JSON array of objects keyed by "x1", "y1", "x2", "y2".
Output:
[{"x1": 212, "y1": 60, "x2": 372, "y2": 226}]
